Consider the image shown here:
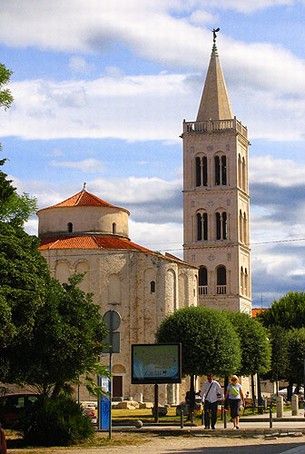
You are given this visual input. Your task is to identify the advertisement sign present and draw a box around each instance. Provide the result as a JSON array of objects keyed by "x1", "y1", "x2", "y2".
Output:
[{"x1": 131, "y1": 343, "x2": 182, "y2": 384}]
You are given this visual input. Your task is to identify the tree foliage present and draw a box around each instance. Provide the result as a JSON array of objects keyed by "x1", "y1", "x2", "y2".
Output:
[
  {"x1": 20, "y1": 395, "x2": 94, "y2": 446},
  {"x1": 224, "y1": 312, "x2": 271, "y2": 376},
  {"x1": 257, "y1": 292, "x2": 305, "y2": 386},
  {"x1": 0, "y1": 156, "x2": 37, "y2": 227},
  {"x1": 0, "y1": 63, "x2": 13, "y2": 110},
  {"x1": 156, "y1": 306, "x2": 241, "y2": 377},
  {"x1": 0, "y1": 222, "x2": 50, "y2": 377},
  {"x1": 258, "y1": 291, "x2": 305, "y2": 330},
  {"x1": 4, "y1": 274, "x2": 108, "y2": 395},
  {"x1": 268, "y1": 325, "x2": 289, "y2": 383},
  {"x1": 0, "y1": 65, "x2": 36, "y2": 227},
  {"x1": 286, "y1": 328, "x2": 305, "y2": 387},
  {"x1": 0, "y1": 132, "x2": 107, "y2": 392}
]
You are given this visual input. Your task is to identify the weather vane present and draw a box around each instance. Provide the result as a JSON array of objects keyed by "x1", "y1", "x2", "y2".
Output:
[{"x1": 212, "y1": 27, "x2": 220, "y2": 44}]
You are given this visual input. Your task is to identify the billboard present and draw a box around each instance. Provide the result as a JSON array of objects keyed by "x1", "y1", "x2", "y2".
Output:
[{"x1": 131, "y1": 343, "x2": 182, "y2": 384}]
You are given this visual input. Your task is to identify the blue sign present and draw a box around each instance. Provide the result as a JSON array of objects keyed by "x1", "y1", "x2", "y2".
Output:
[{"x1": 98, "y1": 376, "x2": 111, "y2": 431}]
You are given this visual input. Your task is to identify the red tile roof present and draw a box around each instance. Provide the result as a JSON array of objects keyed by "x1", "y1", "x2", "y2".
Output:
[
  {"x1": 38, "y1": 189, "x2": 129, "y2": 215},
  {"x1": 38, "y1": 235, "x2": 195, "y2": 267},
  {"x1": 252, "y1": 308, "x2": 265, "y2": 318},
  {"x1": 39, "y1": 235, "x2": 154, "y2": 254}
]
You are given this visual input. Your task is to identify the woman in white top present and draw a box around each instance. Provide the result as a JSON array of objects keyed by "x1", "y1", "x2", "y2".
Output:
[{"x1": 224, "y1": 375, "x2": 244, "y2": 430}]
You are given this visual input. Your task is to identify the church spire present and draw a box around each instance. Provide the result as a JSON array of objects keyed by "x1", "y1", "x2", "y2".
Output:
[{"x1": 196, "y1": 28, "x2": 233, "y2": 122}]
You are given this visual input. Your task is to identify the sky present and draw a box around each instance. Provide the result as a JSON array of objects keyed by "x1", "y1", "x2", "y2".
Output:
[{"x1": 1, "y1": 0, "x2": 305, "y2": 308}]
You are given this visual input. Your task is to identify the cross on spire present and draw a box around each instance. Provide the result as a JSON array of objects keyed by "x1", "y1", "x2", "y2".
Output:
[{"x1": 212, "y1": 27, "x2": 220, "y2": 44}]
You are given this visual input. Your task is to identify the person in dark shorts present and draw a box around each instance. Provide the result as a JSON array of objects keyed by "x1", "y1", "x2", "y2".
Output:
[{"x1": 224, "y1": 375, "x2": 245, "y2": 429}]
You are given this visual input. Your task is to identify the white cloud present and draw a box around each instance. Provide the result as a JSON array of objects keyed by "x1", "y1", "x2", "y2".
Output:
[
  {"x1": 205, "y1": 0, "x2": 295, "y2": 13},
  {"x1": 68, "y1": 56, "x2": 94, "y2": 74},
  {"x1": 250, "y1": 156, "x2": 305, "y2": 186},
  {"x1": 129, "y1": 219, "x2": 183, "y2": 256},
  {"x1": 0, "y1": 74, "x2": 194, "y2": 141},
  {"x1": 1, "y1": 64, "x2": 305, "y2": 143},
  {"x1": 90, "y1": 176, "x2": 181, "y2": 205},
  {"x1": 1, "y1": 3, "x2": 305, "y2": 144},
  {"x1": 49, "y1": 158, "x2": 105, "y2": 173}
]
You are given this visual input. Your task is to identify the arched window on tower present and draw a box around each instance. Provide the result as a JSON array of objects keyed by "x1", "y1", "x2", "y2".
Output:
[
  {"x1": 215, "y1": 154, "x2": 227, "y2": 186},
  {"x1": 67, "y1": 222, "x2": 73, "y2": 233},
  {"x1": 199, "y1": 266, "x2": 208, "y2": 295},
  {"x1": 221, "y1": 156, "x2": 227, "y2": 185},
  {"x1": 216, "y1": 211, "x2": 227, "y2": 240},
  {"x1": 112, "y1": 222, "x2": 117, "y2": 234},
  {"x1": 215, "y1": 156, "x2": 220, "y2": 185},
  {"x1": 195, "y1": 156, "x2": 208, "y2": 187},
  {"x1": 196, "y1": 211, "x2": 208, "y2": 241},
  {"x1": 240, "y1": 266, "x2": 244, "y2": 294},
  {"x1": 245, "y1": 268, "x2": 248, "y2": 296},
  {"x1": 243, "y1": 213, "x2": 247, "y2": 244},
  {"x1": 242, "y1": 157, "x2": 246, "y2": 191},
  {"x1": 238, "y1": 154, "x2": 242, "y2": 188},
  {"x1": 239, "y1": 210, "x2": 243, "y2": 243},
  {"x1": 217, "y1": 266, "x2": 227, "y2": 294}
]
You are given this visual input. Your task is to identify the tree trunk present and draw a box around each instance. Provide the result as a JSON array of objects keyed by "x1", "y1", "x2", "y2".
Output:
[{"x1": 189, "y1": 374, "x2": 195, "y2": 422}]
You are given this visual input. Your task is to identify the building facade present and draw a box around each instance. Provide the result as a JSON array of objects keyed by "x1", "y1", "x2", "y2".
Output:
[
  {"x1": 37, "y1": 187, "x2": 198, "y2": 402},
  {"x1": 182, "y1": 38, "x2": 252, "y2": 314}
]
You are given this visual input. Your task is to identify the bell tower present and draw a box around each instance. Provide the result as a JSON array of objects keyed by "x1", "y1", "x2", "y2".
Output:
[{"x1": 182, "y1": 30, "x2": 252, "y2": 313}]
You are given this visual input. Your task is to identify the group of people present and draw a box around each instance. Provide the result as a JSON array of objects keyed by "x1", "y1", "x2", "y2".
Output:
[{"x1": 201, "y1": 374, "x2": 244, "y2": 430}]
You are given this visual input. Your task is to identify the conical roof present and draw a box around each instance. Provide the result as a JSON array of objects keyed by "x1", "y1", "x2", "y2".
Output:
[
  {"x1": 196, "y1": 43, "x2": 233, "y2": 122},
  {"x1": 50, "y1": 189, "x2": 116, "y2": 209},
  {"x1": 38, "y1": 184, "x2": 129, "y2": 215}
]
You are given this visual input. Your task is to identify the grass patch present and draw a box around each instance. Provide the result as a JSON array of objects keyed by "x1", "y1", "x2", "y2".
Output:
[
  {"x1": 5, "y1": 429, "x2": 154, "y2": 452},
  {"x1": 112, "y1": 406, "x2": 203, "y2": 425}
]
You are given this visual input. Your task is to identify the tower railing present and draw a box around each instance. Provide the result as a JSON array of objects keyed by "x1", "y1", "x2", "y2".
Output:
[{"x1": 183, "y1": 117, "x2": 247, "y2": 138}]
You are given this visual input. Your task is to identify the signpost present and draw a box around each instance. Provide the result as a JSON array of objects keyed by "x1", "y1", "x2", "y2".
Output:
[{"x1": 99, "y1": 309, "x2": 121, "y2": 438}]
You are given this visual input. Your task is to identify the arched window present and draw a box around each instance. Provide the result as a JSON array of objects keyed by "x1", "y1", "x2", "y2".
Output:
[
  {"x1": 240, "y1": 266, "x2": 244, "y2": 294},
  {"x1": 215, "y1": 154, "x2": 227, "y2": 186},
  {"x1": 239, "y1": 210, "x2": 243, "y2": 242},
  {"x1": 238, "y1": 154, "x2": 242, "y2": 188},
  {"x1": 199, "y1": 266, "x2": 208, "y2": 295},
  {"x1": 150, "y1": 281, "x2": 156, "y2": 293},
  {"x1": 196, "y1": 212, "x2": 208, "y2": 241},
  {"x1": 112, "y1": 222, "x2": 117, "y2": 234},
  {"x1": 215, "y1": 156, "x2": 220, "y2": 185},
  {"x1": 67, "y1": 222, "x2": 73, "y2": 233},
  {"x1": 196, "y1": 157, "x2": 201, "y2": 186},
  {"x1": 195, "y1": 156, "x2": 208, "y2": 187},
  {"x1": 242, "y1": 157, "x2": 246, "y2": 190},
  {"x1": 245, "y1": 268, "x2": 248, "y2": 296},
  {"x1": 216, "y1": 211, "x2": 227, "y2": 240},
  {"x1": 243, "y1": 213, "x2": 247, "y2": 244},
  {"x1": 196, "y1": 213, "x2": 202, "y2": 241},
  {"x1": 217, "y1": 266, "x2": 227, "y2": 294}
]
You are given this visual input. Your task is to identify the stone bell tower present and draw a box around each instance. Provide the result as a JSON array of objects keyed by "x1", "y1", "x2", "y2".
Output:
[{"x1": 182, "y1": 30, "x2": 252, "y2": 314}]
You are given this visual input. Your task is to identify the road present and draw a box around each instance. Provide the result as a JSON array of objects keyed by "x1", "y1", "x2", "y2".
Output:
[{"x1": 9, "y1": 434, "x2": 305, "y2": 454}]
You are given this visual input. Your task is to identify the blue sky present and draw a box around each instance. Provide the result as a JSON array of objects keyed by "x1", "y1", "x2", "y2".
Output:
[{"x1": 1, "y1": 0, "x2": 305, "y2": 308}]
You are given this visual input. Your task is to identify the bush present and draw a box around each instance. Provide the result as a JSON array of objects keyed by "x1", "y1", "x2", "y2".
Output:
[{"x1": 19, "y1": 395, "x2": 94, "y2": 446}]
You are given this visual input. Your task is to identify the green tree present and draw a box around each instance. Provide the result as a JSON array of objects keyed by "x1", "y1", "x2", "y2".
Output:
[
  {"x1": 6, "y1": 274, "x2": 108, "y2": 396},
  {"x1": 258, "y1": 291, "x2": 305, "y2": 330},
  {"x1": 0, "y1": 64, "x2": 36, "y2": 227},
  {"x1": 0, "y1": 155, "x2": 37, "y2": 227},
  {"x1": 224, "y1": 312, "x2": 271, "y2": 376},
  {"x1": 268, "y1": 325, "x2": 289, "y2": 387},
  {"x1": 286, "y1": 328, "x2": 305, "y2": 394},
  {"x1": 257, "y1": 291, "x2": 305, "y2": 387},
  {"x1": 0, "y1": 63, "x2": 13, "y2": 110},
  {"x1": 0, "y1": 222, "x2": 50, "y2": 379},
  {"x1": 156, "y1": 306, "x2": 241, "y2": 413}
]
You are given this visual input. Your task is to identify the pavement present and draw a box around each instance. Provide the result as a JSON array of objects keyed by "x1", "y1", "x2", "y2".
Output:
[{"x1": 112, "y1": 409, "x2": 305, "y2": 437}]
